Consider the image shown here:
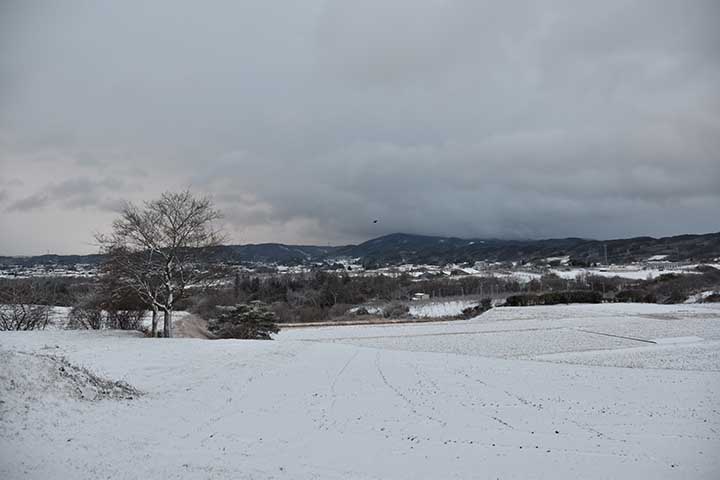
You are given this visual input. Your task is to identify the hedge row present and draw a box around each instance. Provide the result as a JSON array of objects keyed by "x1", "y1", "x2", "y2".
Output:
[{"x1": 504, "y1": 290, "x2": 603, "y2": 307}]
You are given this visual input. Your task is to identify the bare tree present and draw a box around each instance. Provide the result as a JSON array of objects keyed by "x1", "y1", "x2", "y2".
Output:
[
  {"x1": 67, "y1": 292, "x2": 105, "y2": 330},
  {"x1": 97, "y1": 190, "x2": 223, "y2": 337}
]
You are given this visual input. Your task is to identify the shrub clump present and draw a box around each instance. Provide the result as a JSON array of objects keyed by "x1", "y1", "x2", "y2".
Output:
[
  {"x1": 702, "y1": 293, "x2": 720, "y2": 303},
  {"x1": 208, "y1": 301, "x2": 280, "y2": 340},
  {"x1": 504, "y1": 290, "x2": 603, "y2": 307},
  {"x1": 67, "y1": 293, "x2": 145, "y2": 330},
  {"x1": 615, "y1": 289, "x2": 657, "y2": 303},
  {"x1": 383, "y1": 302, "x2": 409, "y2": 319},
  {"x1": 459, "y1": 298, "x2": 493, "y2": 318},
  {"x1": 541, "y1": 290, "x2": 603, "y2": 305}
]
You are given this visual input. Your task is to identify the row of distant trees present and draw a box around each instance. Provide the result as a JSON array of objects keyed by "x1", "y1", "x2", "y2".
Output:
[{"x1": 4, "y1": 264, "x2": 715, "y2": 331}]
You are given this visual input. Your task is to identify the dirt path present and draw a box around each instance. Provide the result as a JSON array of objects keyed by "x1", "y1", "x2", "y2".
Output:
[{"x1": 173, "y1": 314, "x2": 217, "y2": 339}]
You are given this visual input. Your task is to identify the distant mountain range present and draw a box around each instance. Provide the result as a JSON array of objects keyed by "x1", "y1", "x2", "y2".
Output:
[
  {"x1": 2, "y1": 232, "x2": 719, "y2": 268},
  {"x1": 332, "y1": 232, "x2": 720, "y2": 266}
]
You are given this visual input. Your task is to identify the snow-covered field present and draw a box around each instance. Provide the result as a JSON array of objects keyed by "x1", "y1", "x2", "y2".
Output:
[
  {"x1": 2, "y1": 303, "x2": 720, "y2": 479},
  {"x1": 548, "y1": 264, "x2": 714, "y2": 281},
  {"x1": 408, "y1": 299, "x2": 478, "y2": 318}
]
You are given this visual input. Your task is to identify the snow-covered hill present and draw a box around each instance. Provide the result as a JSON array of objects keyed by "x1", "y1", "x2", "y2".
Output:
[{"x1": 2, "y1": 303, "x2": 719, "y2": 479}]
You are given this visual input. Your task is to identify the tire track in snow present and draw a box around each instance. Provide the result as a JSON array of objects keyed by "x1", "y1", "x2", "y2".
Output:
[
  {"x1": 331, "y1": 349, "x2": 360, "y2": 394},
  {"x1": 319, "y1": 349, "x2": 362, "y2": 431},
  {"x1": 374, "y1": 351, "x2": 447, "y2": 427}
]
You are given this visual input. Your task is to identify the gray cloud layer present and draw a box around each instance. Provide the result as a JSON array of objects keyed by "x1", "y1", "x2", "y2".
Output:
[{"x1": 1, "y1": 0, "x2": 719, "y2": 254}]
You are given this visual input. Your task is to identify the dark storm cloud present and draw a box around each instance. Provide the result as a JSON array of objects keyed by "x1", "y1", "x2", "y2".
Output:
[{"x1": 0, "y1": 0, "x2": 719, "y2": 254}]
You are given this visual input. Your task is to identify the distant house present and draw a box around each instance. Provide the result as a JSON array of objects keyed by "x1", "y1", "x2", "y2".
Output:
[{"x1": 412, "y1": 292, "x2": 430, "y2": 301}]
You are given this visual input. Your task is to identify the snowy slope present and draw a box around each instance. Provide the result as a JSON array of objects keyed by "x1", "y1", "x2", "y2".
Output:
[{"x1": 2, "y1": 303, "x2": 720, "y2": 479}]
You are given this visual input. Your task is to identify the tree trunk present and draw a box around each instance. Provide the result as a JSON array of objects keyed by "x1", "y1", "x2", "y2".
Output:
[
  {"x1": 163, "y1": 309, "x2": 173, "y2": 338},
  {"x1": 151, "y1": 306, "x2": 158, "y2": 337},
  {"x1": 163, "y1": 268, "x2": 174, "y2": 338}
]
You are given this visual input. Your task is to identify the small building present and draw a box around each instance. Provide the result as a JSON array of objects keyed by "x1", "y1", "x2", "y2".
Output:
[{"x1": 412, "y1": 292, "x2": 430, "y2": 301}]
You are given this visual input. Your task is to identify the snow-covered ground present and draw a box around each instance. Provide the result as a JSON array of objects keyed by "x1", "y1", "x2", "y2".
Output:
[
  {"x1": 349, "y1": 299, "x2": 484, "y2": 319},
  {"x1": 408, "y1": 299, "x2": 478, "y2": 318},
  {"x1": 548, "y1": 265, "x2": 711, "y2": 281},
  {"x1": 2, "y1": 303, "x2": 720, "y2": 479}
]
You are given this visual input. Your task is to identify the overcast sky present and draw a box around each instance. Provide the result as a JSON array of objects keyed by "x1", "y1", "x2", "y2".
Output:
[{"x1": 1, "y1": 0, "x2": 719, "y2": 255}]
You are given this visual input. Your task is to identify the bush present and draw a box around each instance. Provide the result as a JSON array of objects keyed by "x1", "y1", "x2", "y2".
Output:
[
  {"x1": 615, "y1": 289, "x2": 656, "y2": 303},
  {"x1": 0, "y1": 282, "x2": 52, "y2": 331},
  {"x1": 459, "y1": 298, "x2": 493, "y2": 318},
  {"x1": 270, "y1": 303, "x2": 327, "y2": 323},
  {"x1": 504, "y1": 294, "x2": 536, "y2": 307},
  {"x1": 703, "y1": 293, "x2": 720, "y2": 303},
  {"x1": 106, "y1": 309, "x2": 145, "y2": 330},
  {"x1": 67, "y1": 294, "x2": 105, "y2": 329},
  {"x1": 504, "y1": 291, "x2": 602, "y2": 307},
  {"x1": 67, "y1": 293, "x2": 144, "y2": 330},
  {"x1": 540, "y1": 290, "x2": 603, "y2": 305},
  {"x1": 662, "y1": 291, "x2": 689, "y2": 304},
  {"x1": 208, "y1": 302, "x2": 280, "y2": 339},
  {"x1": 0, "y1": 303, "x2": 50, "y2": 331},
  {"x1": 328, "y1": 303, "x2": 352, "y2": 319},
  {"x1": 383, "y1": 302, "x2": 409, "y2": 318}
]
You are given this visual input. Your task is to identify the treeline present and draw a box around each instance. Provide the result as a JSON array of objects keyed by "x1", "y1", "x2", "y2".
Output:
[
  {"x1": 193, "y1": 272, "x2": 524, "y2": 323},
  {"x1": 2, "y1": 265, "x2": 718, "y2": 330},
  {"x1": 0, "y1": 277, "x2": 94, "y2": 307},
  {"x1": 195, "y1": 271, "x2": 610, "y2": 323},
  {"x1": 504, "y1": 291, "x2": 603, "y2": 307},
  {"x1": 611, "y1": 265, "x2": 720, "y2": 304},
  {"x1": 504, "y1": 266, "x2": 720, "y2": 306}
]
